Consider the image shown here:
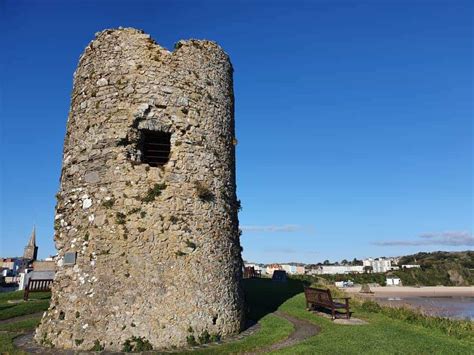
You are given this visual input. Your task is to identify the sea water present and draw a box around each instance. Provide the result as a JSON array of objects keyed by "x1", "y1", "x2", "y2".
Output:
[{"x1": 376, "y1": 296, "x2": 474, "y2": 321}]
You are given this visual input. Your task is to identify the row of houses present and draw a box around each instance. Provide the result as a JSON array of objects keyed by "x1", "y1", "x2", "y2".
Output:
[
  {"x1": 1, "y1": 228, "x2": 57, "y2": 288},
  {"x1": 1, "y1": 227, "x2": 39, "y2": 282},
  {"x1": 2, "y1": 258, "x2": 29, "y2": 277},
  {"x1": 245, "y1": 257, "x2": 421, "y2": 276},
  {"x1": 307, "y1": 265, "x2": 364, "y2": 275},
  {"x1": 362, "y1": 257, "x2": 421, "y2": 272},
  {"x1": 245, "y1": 263, "x2": 306, "y2": 276},
  {"x1": 245, "y1": 263, "x2": 366, "y2": 276}
]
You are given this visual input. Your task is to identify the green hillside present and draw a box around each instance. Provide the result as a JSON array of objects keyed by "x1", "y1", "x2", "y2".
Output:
[{"x1": 393, "y1": 251, "x2": 474, "y2": 286}]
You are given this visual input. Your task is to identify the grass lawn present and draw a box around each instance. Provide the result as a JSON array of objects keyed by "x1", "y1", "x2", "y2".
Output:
[
  {"x1": 0, "y1": 291, "x2": 50, "y2": 321},
  {"x1": 241, "y1": 278, "x2": 473, "y2": 354},
  {"x1": 0, "y1": 281, "x2": 472, "y2": 354},
  {"x1": 276, "y1": 293, "x2": 473, "y2": 354},
  {"x1": 184, "y1": 314, "x2": 294, "y2": 355},
  {"x1": 0, "y1": 291, "x2": 49, "y2": 355},
  {"x1": 0, "y1": 333, "x2": 22, "y2": 354}
]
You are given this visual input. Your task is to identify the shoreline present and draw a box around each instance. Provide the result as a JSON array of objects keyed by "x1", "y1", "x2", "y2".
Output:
[
  {"x1": 343, "y1": 286, "x2": 474, "y2": 321},
  {"x1": 343, "y1": 286, "x2": 474, "y2": 297}
]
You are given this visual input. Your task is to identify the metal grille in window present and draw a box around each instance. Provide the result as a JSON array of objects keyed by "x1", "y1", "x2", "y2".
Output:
[{"x1": 142, "y1": 130, "x2": 171, "y2": 167}]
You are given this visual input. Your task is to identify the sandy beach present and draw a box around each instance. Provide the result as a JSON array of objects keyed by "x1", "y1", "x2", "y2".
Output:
[{"x1": 344, "y1": 286, "x2": 474, "y2": 297}]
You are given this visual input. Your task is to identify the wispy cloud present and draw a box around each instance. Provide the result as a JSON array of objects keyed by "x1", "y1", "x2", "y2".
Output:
[
  {"x1": 373, "y1": 231, "x2": 473, "y2": 247},
  {"x1": 241, "y1": 225, "x2": 303, "y2": 233}
]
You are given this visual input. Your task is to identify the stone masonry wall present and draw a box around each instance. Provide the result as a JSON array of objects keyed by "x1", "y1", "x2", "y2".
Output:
[{"x1": 35, "y1": 28, "x2": 244, "y2": 351}]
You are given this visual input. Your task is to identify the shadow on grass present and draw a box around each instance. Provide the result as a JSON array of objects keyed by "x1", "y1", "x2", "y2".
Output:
[{"x1": 243, "y1": 278, "x2": 308, "y2": 322}]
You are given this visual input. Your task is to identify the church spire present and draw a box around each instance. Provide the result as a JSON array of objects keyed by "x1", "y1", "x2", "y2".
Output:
[
  {"x1": 23, "y1": 226, "x2": 38, "y2": 261},
  {"x1": 28, "y1": 226, "x2": 36, "y2": 247}
]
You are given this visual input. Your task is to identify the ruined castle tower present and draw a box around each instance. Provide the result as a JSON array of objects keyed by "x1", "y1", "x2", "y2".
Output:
[{"x1": 36, "y1": 28, "x2": 244, "y2": 351}]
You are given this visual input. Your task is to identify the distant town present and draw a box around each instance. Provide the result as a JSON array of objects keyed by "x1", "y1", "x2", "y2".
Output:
[
  {"x1": 2, "y1": 227, "x2": 420, "y2": 291},
  {"x1": 243, "y1": 257, "x2": 421, "y2": 287},
  {"x1": 1, "y1": 228, "x2": 56, "y2": 291},
  {"x1": 245, "y1": 257, "x2": 420, "y2": 276},
  {"x1": 4, "y1": 228, "x2": 471, "y2": 295}
]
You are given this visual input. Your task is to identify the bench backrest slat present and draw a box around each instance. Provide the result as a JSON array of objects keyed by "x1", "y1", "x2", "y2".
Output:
[
  {"x1": 304, "y1": 287, "x2": 334, "y2": 306},
  {"x1": 27, "y1": 279, "x2": 53, "y2": 291}
]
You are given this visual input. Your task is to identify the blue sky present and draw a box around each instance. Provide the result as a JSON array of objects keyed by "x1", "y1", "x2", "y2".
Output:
[{"x1": 1, "y1": 0, "x2": 472, "y2": 263}]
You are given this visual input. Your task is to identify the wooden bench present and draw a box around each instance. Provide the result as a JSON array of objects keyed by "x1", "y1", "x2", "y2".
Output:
[
  {"x1": 304, "y1": 286, "x2": 351, "y2": 319},
  {"x1": 23, "y1": 279, "x2": 53, "y2": 301}
]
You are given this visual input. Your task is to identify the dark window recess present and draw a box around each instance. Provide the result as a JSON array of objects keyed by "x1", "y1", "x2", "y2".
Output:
[{"x1": 142, "y1": 130, "x2": 171, "y2": 167}]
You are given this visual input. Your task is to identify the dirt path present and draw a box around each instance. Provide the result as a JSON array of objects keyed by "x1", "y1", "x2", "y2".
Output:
[{"x1": 244, "y1": 311, "x2": 320, "y2": 354}]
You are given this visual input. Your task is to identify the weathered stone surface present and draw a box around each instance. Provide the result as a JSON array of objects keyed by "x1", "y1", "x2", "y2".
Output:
[
  {"x1": 36, "y1": 27, "x2": 244, "y2": 351},
  {"x1": 84, "y1": 171, "x2": 100, "y2": 184}
]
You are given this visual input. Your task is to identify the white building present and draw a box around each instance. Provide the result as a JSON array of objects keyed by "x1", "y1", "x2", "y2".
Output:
[
  {"x1": 386, "y1": 277, "x2": 401, "y2": 286},
  {"x1": 363, "y1": 258, "x2": 392, "y2": 273},
  {"x1": 309, "y1": 265, "x2": 364, "y2": 275},
  {"x1": 390, "y1": 257, "x2": 401, "y2": 265},
  {"x1": 280, "y1": 264, "x2": 305, "y2": 275},
  {"x1": 402, "y1": 264, "x2": 421, "y2": 269}
]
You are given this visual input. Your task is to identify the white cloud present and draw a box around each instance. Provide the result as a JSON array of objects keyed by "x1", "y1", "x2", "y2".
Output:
[{"x1": 373, "y1": 231, "x2": 473, "y2": 246}]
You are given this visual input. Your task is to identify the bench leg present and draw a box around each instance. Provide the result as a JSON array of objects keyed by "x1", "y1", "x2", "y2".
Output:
[{"x1": 331, "y1": 308, "x2": 336, "y2": 320}]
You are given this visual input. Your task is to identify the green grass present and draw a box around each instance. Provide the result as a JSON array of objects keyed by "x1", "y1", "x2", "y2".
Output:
[
  {"x1": 0, "y1": 291, "x2": 25, "y2": 302},
  {"x1": 359, "y1": 299, "x2": 473, "y2": 340},
  {"x1": 244, "y1": 278, "x2": 305, "y2": 320},
  {"x1": 0, "y1": 291, "x2": 50, "y2": 321},
  {"x1": 0, "y1": 322, "x2": 34, "y2": 354},
  {"x1": 0, "y1": 299, "x2": 49, "y2": 320},
  {"x1": 183, "y1": 314, "x2": 293, "y2": 354},
  {"x1": 0, "y1": 291, "x2": 50, "y2": 354},
  {"x1": 0, "y1": 294, "x2": 50, "y2": 314},
  {"x1": 0, "y1": 281, "x2": 473, "y2": 354},
  {"x1": 0, "y1": 332, "x2": 26, "y2": 355},
  {"x1": 0, "y1": 291, "x2": 50, "y2": 302},
  {"x1": 274, "y1": 293, "x2": 473, "y2": 354},
  {"x1": 0, "y1": 317, "x2": 41, "y2": 332}
]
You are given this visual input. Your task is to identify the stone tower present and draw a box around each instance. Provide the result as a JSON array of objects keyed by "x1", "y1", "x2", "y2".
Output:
[
  {"x1": 23, "y1": 226, "x2": 38, "y2": 261},
  {"x1": 36, "y1": 28, "x2": 244, "y2": 351}
]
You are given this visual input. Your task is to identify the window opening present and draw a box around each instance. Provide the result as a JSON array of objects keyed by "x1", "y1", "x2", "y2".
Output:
[{"x1": 142, "y1": 130, "x2": 171, "y2": 167}]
